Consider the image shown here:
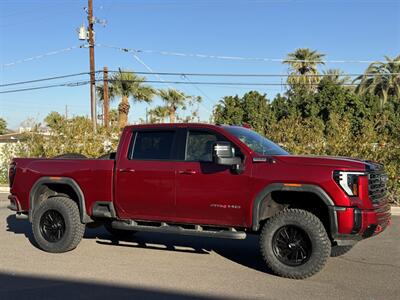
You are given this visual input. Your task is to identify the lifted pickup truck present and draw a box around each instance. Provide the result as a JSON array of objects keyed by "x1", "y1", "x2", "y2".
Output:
[{"x1": 8, "y1": 123, "x2": 391, "y2": 279}]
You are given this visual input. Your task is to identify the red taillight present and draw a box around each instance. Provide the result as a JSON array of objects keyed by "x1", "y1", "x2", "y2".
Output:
[{"x1": 8, "y1": 162, "x2": 16, "y2": 188}]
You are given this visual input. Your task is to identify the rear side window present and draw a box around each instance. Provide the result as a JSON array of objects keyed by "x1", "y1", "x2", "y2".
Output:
[{"x1": 130, "y1": 131, "x2": 175, "y2": 160}]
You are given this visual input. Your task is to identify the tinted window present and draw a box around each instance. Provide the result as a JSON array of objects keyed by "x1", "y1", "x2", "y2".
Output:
[
  {"x1": 223, "y1": 126, "x2": 288, "y2": 155},
  {"x1": 186, "y1": 131, "x2": 226, "y2": 162},
  {"x1": 131, "y1": 131, "x2": 175, "y2": 160}
]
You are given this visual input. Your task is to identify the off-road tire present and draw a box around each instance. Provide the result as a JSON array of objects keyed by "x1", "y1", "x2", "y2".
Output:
[
  {"x1": 331, "y1": 245, "x2": 353, "y2": 257},
  {"x1": 32, "y1": 197, "x2": 85, "y2": 253},
  {"x1": 259, "y1": 209, "x2": 331, "y2": 279},
  {"x1": 104, "y1": 222, "x2": 135, "y2": 240}
]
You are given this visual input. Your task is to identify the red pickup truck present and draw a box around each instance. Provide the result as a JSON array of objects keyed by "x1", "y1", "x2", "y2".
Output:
[{"x1": 7, "y1": 123, "x2": 391, "y2": 279}]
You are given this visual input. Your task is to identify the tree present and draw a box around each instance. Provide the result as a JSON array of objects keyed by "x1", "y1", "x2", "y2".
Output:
[
  {"x1": 213, "y1": 91, "x2": 273, "y2": 134},
  {"x1": 158, "y1": 88, "x2": 195, "y2": 123},
  {"x1": 321, "y1": 69, "x2": 351, "y2": 86},
  {"x1": 148, "y1": 106, "x2": 169, "y2": 123},
  {"x1": 283, "y1": 48, "x2": 325, "y2": 92},
  {"x1": 354, "y1": 55, "x2": 400, "y2": 109},
  {"x1": 98, "y1": 69, "x2": 155, "y2": 128},
  {"x1": 213, "y1": 95, "x2": 243, "y2": 125},
  {"x1": 44, "y1": 112, "x2": 65, "y2": 131},
  {"x1": 0, "y1": 118, "x2": 7, "y2": 135}
]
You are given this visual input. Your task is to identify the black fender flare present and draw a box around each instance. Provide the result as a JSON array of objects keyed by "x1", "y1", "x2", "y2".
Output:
[
  {"x1": 29, "y1": 176, "x2": 91, "y2": 223},
  {"x1": 251, "y1": 183, "x2": 338, "y2": 234}
]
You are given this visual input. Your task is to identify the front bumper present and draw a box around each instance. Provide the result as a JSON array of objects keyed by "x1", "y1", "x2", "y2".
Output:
[{"x1": 331, "y1": 202, "x2": 391, "y2": 245}]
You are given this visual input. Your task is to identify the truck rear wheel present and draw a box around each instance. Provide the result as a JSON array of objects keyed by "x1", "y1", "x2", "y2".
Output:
[
  {"x1": 331, "y1": 245, "x2": 354, "y2": 257},
  {"x1": 32, "y1": 197, "x2": 85, "y2": 253},
  {"x1": 259, "y1": 209, "x2": 331, "y2": 279}
]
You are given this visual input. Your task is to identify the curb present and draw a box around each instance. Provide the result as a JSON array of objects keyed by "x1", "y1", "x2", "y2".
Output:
[
  {"x1": 391, "y1": 206, "x2": 400, "y2": 216},
  {"x1": 0, "y1": 186, "x2": 10, "y2": 193}
]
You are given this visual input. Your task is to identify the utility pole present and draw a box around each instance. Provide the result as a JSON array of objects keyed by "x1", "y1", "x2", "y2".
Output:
[
  {"x1": 103, "y1": 66, "x2": 109, "y2": 128},
  {"x1": 65, "y1": 105, "x2": 68, "y2": 119},
  {"x1": 88, "y1": 0, "x2": 97, "y2": 132}
]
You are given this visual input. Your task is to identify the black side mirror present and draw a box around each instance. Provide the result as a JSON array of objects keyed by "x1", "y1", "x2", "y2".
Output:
[{"x1": 213, "y1": 142, "x2": 241, "y2": 166}]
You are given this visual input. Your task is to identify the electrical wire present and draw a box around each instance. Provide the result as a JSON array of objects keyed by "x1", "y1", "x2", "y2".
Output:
[
  {"x1": 130, "y1": 54, "x2": 214, "y2": 114},
  {"x1": 1, "y1": 45, "x2": 88, "y2": 68},
  {"x1": 0, "y1": 72, "x2": 93, "y2": 87},
  {"x1": 2, "y1": 70, "x2": 395, "y2": 88},
  {"x1": 0, "y1": 81, "x2": 90, "y2": 94},
  {"x1": 97, "y1": 43, "x2": 398, "y2": 65},
  {"x1": 0, "y1": 78, "x2": 358, "y2": 94}
]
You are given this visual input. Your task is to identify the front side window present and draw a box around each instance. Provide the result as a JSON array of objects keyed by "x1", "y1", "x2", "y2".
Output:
[
  {"x1": 186, "y1": 131, "x2": 221, "y2": 162},
  {"x1": 131, "y1": 131, "x2": 175, "y2": 160}
]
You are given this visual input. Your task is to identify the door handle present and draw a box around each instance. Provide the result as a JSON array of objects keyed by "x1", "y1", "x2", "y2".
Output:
[
  {"x1": 178, "y1": 169, "x2": 197, "y2": 175},
  {"x1": 119, "y1": 168, "x2": 135, "y2": 173}
]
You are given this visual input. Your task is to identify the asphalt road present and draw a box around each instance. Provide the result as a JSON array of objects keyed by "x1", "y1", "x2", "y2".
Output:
[{"x1": 0, "y1": 193, "x2": 399, "y2": 300}]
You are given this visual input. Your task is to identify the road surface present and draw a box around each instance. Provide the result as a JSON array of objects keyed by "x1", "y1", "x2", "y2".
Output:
[{"x1": 0, "y1": 193, "x2": 399, "y2": 300}]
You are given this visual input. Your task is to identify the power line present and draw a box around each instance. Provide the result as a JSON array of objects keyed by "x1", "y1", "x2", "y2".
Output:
[
  {"x1": 97, "y1": 43, "x2": 397, "y2": 65},
  {"x1": 0, "y1": 72, "x2": 93, "y2": 87},
  {"x1": 106, "y1": 70, "x2": 400, "y2": 77},
  {"x1": 130, "y1": 54, "x2": 214, "y2": 114},
  {"x1": 0, "y1": 81, "x2": 90, "y2": 94},
  {"x1": 0, "y1": 45, "x2": 87, "y2": 68},
  {"x1": 2, "y1": 70, "x2": 396, "y2": 88},
  {"x1": 0, "y1": 79, "x2": 359, "y2": 94}
]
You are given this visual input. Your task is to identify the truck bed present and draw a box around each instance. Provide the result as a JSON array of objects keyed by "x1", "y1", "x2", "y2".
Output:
[{"x1": 11, "y1": 158, "x2": 115, "y2": 214}]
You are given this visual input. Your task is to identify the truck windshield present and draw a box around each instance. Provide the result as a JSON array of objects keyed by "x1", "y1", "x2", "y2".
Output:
[{"x1": 223, "y1": 126, "x2": 289, "y2": 155}]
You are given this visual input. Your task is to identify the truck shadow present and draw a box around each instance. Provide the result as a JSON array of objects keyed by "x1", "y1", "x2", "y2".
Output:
[
  {"x1": 0, "y1": 272, "x2": 236, "y2": 300},
  {"x1": 90, "y1": 228, "x2": 272, "y2": 275},
  {"x1": 6, "y1": 215, "x2": 272, "y2": 275},
  {"x1": 5, "y1": 215, "x2": 38, "y2": 246}
]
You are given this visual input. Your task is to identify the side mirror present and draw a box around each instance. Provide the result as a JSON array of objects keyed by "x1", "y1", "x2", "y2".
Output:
[{"x1": 213, "y1": 142, "x2": 242, "y2": 166}]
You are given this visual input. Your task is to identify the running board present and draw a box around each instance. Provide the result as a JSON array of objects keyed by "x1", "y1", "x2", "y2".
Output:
[{"x1": 111, "y1": 220, "x2": 247, "y2": 240}]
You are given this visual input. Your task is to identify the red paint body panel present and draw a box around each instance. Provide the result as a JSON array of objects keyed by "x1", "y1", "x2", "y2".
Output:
[
  {"x1": 174, "y1": 161, "x2": 251, "y2": 227},
  {"x1": 9, "y1": 123, "x2": 391, "y2": 242},
  {"x1": 10, "y1": 158, "x2": 114, "y2": 215}
]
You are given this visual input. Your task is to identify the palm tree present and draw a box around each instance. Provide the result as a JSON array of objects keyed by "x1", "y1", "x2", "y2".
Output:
[
  {"x1": 97, "y1": 69, "x2": 155, "y2": 128},
  {"x1": 354, "y1": 55, "x2": 400, "y2": 108},
  {"x1": 321, "y1": 69, "x2": 351, "y2": 85},
  {"x1": 158, "y1": 88, "x2": 194, "y2": 123},
  {"x1": 148, "y1": 106, "x2": 169, "y2": 123},
  {"x1": 283, "y1": 48, "x2": 325, "y2": 91}
]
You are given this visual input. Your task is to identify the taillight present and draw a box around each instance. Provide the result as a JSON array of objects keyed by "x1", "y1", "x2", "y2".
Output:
[{"x1": 8, "y1": 162, "x2": 16, "y2": 188}]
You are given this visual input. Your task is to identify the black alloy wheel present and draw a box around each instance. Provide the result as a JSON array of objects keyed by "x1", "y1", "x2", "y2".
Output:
[
  {"x1": 272, "y1": 225, "x2": 312, "y2": 266},
  {"x1": 39, "y1": 210, "x2": 66, "y2": 242},
  {"x1": 259, "y1": 209, "x2": 331, "y2": 279}
]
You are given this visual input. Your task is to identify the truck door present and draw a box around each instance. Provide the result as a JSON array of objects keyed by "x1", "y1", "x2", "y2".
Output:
[
  {"x1": 114, "y1": 129, "x2": 178, "y2": 220},
  {"x1": 175, "y1": 129, "x2": 250, "y2": 227}
]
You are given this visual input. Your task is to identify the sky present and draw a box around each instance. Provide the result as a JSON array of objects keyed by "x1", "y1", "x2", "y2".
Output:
[{"x1": 0, "y1": 0, "x2": 399, "y2": 129}]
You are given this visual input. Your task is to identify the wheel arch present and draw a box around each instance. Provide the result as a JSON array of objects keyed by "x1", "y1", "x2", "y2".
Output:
[
  {"x1": 29, "y1": 177, "x2": 91, "y2": 223},
  {"x1": 252, "y1": 183, "x2": 337, "y2": 236}
]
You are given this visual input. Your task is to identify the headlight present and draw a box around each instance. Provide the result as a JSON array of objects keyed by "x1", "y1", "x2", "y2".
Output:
[{"x1": 333, "y1": 170, "x2": 365, "y2": 196}]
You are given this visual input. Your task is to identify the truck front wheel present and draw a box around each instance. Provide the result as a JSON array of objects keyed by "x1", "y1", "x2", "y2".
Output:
[
  {"x1": 32, "y1": 197, "x2": 85, "y2": 253},
  {"x1": 331, "y1": 245, "x2": 354, "y2": 257},
  {"x1": 259, "y1": 209, "x2": 331, "y2": 279}
]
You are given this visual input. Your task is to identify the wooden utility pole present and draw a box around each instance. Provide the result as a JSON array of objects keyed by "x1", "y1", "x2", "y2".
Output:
[
  {"x1": 88, "y1": 0, "x2": 97, "y2": 131},
  {"x1": 103, "y1": 66, "x2": 109, "y2": 128}
]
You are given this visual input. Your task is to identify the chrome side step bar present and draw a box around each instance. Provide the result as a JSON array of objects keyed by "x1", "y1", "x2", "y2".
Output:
[{"x1": 111, "y1": 220, "x2": 247, "y2": 240}]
